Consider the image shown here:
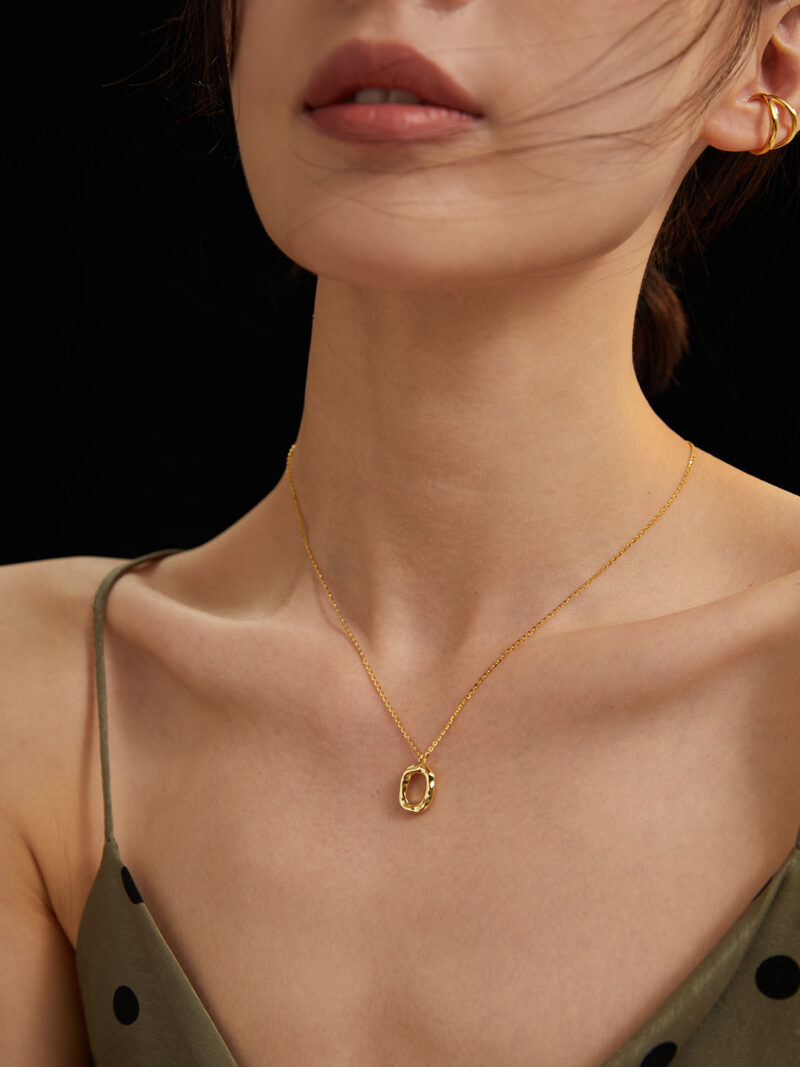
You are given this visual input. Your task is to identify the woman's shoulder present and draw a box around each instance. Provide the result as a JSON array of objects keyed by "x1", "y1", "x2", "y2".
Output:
[
  {"x1": 0, "y1": 553, "x2": 135, "y2": 1061},
  {"x1": 694, "y1": 448, "x2": 800, "y2": 576},
  {"x1": 687, "y1": 449, "x2": 800, "y2": 665},
  {"x1": 696, "y1": 446, "x2": 800, "y2": 535},
  {"x1": 0, "y1": 552, "x2": 126, "y2": 724},
  {"x1": 0, "y1": 551, "x2": 127, "y2": 616},
  {"x1": 0, "y1": 555, "x2": 127, "y2": 921},
  {"x1": 0, "y1": 553, "x2": 128, "y2": 712}
]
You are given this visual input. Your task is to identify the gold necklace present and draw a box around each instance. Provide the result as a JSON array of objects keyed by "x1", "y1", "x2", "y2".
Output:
[{"x1": 285, "y1": 439, "x2": 695, "y2": 814}]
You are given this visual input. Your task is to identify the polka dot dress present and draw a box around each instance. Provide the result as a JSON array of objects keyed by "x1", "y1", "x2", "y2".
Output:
[
  {"x1": 74, "y1": 550, "x2": 800, "y2": 1065},
  {"x1": 604, "y1": 839, "x2": 800, "y2": 1066},
  {"x1": 75, "y1": 550, "x2": 239, "y2": 1066}
]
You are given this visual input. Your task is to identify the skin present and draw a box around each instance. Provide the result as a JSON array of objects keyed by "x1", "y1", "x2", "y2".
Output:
[
  {"x1": 2, "y1": 2, "x2": 800, "y2": 1065},
  {"x1": 221, "y1": 0, "x2": 800, "y2": 672}
]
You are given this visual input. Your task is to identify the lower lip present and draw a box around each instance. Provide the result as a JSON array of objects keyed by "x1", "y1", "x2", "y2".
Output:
[{"x1": 306, "y1": 103, "x2": 482, "y2": 142}]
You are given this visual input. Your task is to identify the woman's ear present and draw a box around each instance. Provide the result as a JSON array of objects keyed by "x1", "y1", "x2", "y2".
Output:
[{"x1": 699, "y1": 1, "x2": 800, "y2": 153}]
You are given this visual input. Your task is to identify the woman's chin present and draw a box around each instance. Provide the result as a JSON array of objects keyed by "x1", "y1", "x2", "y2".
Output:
[
  {"x1": 258, "y1": 191, "x2": 654, "y2": 294},
  {"x1": 275, "y1": 243, "x2": 502, "y2": 292}
]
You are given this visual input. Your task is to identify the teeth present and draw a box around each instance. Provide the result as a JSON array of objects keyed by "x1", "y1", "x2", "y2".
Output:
[{"x1": 351, "y1": 88, "x2": 427, "y2": 105}]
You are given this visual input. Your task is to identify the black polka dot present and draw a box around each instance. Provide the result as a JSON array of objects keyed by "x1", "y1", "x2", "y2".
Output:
[
  {"x1": 120, "y1": 866, "x2": 143, "y2": 904},
  {"x1": 639, "y1": 1042, "x2": 678, "y2": 1067},
  {"x1": 113, "y1": 985, "x2": 139, "y2": 1024},
  {"x1": 755, "y1": 955, "x2": 800, "y2": 999}
]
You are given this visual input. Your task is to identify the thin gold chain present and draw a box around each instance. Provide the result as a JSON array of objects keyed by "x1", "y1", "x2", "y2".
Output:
[{"x1": 285, "y1": 440, "x2": 695, "y2": 766}]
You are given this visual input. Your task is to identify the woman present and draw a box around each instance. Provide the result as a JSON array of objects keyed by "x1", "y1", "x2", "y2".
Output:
[{"x1": 2, "y1": 0, "x2": 799, "y2": 1063}]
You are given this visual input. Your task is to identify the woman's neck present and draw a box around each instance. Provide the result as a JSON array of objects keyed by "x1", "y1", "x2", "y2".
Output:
[{"x1": 284, "y1": 264, "x2": 692, "y2": 662}]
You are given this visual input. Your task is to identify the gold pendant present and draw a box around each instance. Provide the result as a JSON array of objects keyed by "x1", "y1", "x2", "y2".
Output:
[{"x1": 399, "y1": 762, "x2": 436, "y2": 813}]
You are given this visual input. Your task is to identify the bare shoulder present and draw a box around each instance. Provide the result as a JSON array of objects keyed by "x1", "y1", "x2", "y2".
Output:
[
  {"x1": 0, "y1": 553, "x2": 121, "y2": 754},
  {"x1": 0, "y1": 555, "x2": 126, "y2": 921},
  {"x1": 693, "y1": 447, "x2": 800, "y2": 658},
  {"x1": 0, "y1": 553, "x2": 126, "y2": 734},
  {"x1": 0, "y1": 554, "x2": 131, "y2": 1060},
  {"x1": 695, "y1": 447, "x2": 800, "y2": 553}
]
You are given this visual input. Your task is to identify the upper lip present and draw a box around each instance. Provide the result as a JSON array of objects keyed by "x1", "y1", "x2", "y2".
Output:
[{"x1": 304, "y1": 39, "x2": 483, "y2": 116}]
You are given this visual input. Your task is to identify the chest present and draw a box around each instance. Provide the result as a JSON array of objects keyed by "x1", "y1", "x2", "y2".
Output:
[{"x1": 89, "y1": 623, "x2": 800, "y2": 1067}]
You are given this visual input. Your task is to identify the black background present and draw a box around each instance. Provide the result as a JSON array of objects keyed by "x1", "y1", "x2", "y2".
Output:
[{"x1": 3, "y1": 2, "x2": 798, "y2": 565}]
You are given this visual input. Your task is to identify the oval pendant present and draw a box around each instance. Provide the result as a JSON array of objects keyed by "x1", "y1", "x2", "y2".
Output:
[{"x1": 399, "y1": 762, "x2": 436, "y2": 813}]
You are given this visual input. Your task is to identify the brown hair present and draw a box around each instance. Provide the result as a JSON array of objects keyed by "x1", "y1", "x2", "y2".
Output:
[{"x1": 159, "y1": 0, "x2": 791, "y2": 398}]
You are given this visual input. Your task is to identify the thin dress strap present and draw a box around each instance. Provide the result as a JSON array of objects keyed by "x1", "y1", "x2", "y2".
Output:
[{"x1": 91, "y1": 548, "x2": 185, "y2": 843}]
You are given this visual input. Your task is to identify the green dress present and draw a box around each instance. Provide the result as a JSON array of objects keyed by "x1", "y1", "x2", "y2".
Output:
[{"x1": 76, "y1": 550, "x2": 800, "y2": 1066}]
